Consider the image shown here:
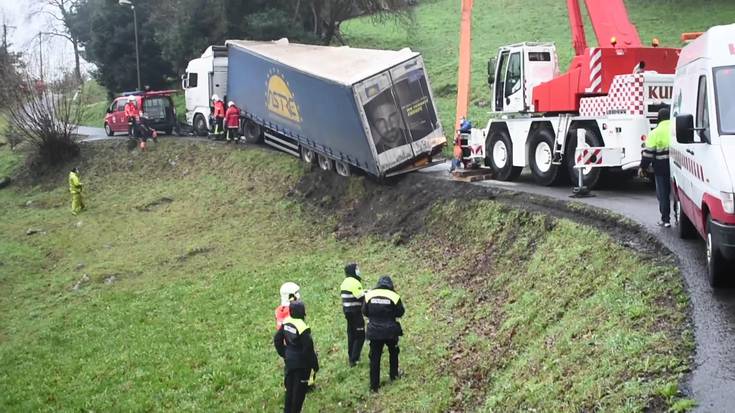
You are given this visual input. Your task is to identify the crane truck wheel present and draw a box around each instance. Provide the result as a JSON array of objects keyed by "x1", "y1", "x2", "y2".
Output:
[
  {"x1": 528, "y1": 128, "x2": 562, "y2": 186},
  {"x1": 487, "y1": 130, "x2": 522, "y2": 181},
  {"x1": 706, "y1": 214, "x2": 728, "y2": 288},
  {"x1": 193, "y1": 114, "x2": 208, "y2": 137},
  {"x1": 564, "y1": 128, "x2": 602, "y2": 189},
  {"x1": 243, "y1": 120, "x2": 263, "y2": 144}
]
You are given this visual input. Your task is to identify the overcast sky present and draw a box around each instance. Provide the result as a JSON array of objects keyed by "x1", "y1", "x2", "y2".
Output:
[{"x1": 1, "y1": 0, "x2": 94, "y2": 80}]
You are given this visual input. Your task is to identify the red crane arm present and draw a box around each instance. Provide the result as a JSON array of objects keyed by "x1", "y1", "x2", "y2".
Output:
[
  {"x1": 567, "y1": 0, "x2": 588, "y2": 56},
  {"x1": 567, "y1": 0, "x2": 642, "y2": 56}
]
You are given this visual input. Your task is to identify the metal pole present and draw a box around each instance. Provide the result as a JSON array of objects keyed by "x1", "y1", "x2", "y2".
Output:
[{"x1": 132, "y1": 5, "x2": 141, "y2": 91}]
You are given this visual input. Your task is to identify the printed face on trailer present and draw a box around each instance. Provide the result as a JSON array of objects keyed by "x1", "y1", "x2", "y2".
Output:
[{"x1": 365, "y1": 90, "x2": 407, "y2": 154}]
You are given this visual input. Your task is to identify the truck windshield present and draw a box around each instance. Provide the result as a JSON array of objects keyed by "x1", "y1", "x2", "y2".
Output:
[{"x1": 714, "y1": 66, "x2": 735, "y2": 135}]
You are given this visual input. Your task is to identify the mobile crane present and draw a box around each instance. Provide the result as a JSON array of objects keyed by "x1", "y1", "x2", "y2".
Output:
[{"x1": 465, "y1": 0, "x2": 680, "y2": 188}]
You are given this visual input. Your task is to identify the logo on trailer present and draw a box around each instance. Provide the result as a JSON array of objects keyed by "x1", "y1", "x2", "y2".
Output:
[{"x1": 266, "y1": 69, "x2": 302, "y2": 124}]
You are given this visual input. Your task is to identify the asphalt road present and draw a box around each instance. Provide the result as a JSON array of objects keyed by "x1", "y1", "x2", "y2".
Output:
[{"x1": 75, "y1": 125, "x2": 733, "y2": 410}]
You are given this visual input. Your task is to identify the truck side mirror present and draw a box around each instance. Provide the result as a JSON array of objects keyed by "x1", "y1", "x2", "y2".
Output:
[
  {"x1": 487, "y1": 58, "x2": 496, "y2": 85},
  {"x1": 676, "y1": 114, "x2": 694, "y2": 144}
]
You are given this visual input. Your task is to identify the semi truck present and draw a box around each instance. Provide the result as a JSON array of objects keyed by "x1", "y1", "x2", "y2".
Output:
[
  {"x1": 182, "y1": 39, "x2": 446, "y2": 178},
  {"x1": 671, "y1": 24, "x2": 735, "y2": 287},
  {"x1": 463, "y1": 0, "x2": 679, "y2": 189}
]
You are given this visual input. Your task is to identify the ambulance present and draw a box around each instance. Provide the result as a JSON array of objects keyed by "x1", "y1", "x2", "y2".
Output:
[{"x1": 671, "y1": 24, "x2": 735, "y2": 287}]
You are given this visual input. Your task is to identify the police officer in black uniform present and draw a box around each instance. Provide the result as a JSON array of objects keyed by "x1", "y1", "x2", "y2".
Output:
[
  {"x1": 273, "y1": 300, "x2": 319, "y2": 413},
  {"x1": 340, "y1": 263, "x2": 365, "y2": 367},
  {"x1": 363, "y1": 275, "x2": 404, "y2": 392}
]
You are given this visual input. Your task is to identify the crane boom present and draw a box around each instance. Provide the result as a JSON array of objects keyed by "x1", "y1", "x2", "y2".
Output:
[
  {"x1": 455, "y1": 0, "x2": 473, "y2": 130},
  {"x1": 567, "y1": 0, "x2": 642, "y2": 55}
]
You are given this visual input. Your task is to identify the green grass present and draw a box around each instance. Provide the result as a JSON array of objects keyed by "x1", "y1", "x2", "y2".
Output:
[
  {"x1": 0, "y1": 140, "x2": 691, "y2": 411},
  {"x1": 342, "y1": 0, "x2": 735, "y2": 134}
]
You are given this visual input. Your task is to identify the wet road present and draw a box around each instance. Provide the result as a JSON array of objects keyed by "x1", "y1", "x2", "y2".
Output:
[
  {"x1": 420, "y1": 163, "x2": 735, "y2": 411},
  {"x1": 72, "y1": 126, "x2": 734, "y2": 410}
]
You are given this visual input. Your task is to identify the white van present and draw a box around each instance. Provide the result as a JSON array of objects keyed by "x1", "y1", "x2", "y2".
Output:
[
  {"x1": 181, "y1": 46, "x2": 228, "y2": 136},
  {"x1": 671, "y1": 24, "x2": 735, "y2": 287}
]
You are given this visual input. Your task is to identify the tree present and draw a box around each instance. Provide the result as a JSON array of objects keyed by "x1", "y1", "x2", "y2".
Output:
[
  {"x1": 70, "y1": 0, "x2": 175, "y2": 96},
  {"x1": 5, "y1": 70, "x2": 84, "y2": 165},
  {"x1": 29, "y1": 0, "x2": 84, "y2": 85}
]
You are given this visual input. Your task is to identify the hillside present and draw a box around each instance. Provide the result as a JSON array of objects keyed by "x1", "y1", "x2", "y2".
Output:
[
  {"x1": 342, "y1": 0, "x2": 735, "y2": 131},
  {"x1": 0, "y1": 139, "x2": 691, "y2": 411}
]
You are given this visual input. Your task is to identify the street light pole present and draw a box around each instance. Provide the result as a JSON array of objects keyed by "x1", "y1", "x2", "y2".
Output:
[{"x1": 119, "y1": 0, "x2": 141, "y2": 91}]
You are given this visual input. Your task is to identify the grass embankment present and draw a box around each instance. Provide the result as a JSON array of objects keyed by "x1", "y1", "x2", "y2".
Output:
[
  {"x1": 0, "y1": 140, "x2": 691, "y2": 411},
  {"x1": 343, "y1": 0, "x2": 735, "y2": 132}
]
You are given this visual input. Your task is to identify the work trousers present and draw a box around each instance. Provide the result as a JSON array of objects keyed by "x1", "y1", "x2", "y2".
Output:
[
  {"x1": 226, "y1": 127, "x2": 239, "y2": 142},
  {"x1": 345, "y1": 312, "x2": 365, "y2": 364},
  {"x1": 283, "y1": 368, "x2": 310, "y2": 413},
  {"x1": 214, "y1": 117, "x2": 224, "y2": 138},
  {"x1": 655, "y1": 173, "x2": 671, "y2": 223},
  {"x1": 71, "y1": 192, "x2": 85, "y2": 215},
  {"x1": 127, "y1": 117, "x2": 137, "y2": 137},
  {"x1": 369, "y1": 338, "x2": 399, "y2": 391}
]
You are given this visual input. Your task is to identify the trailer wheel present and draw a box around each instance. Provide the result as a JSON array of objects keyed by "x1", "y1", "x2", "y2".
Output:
[
  {"x1": 706, "y1": 214, "x2": 728, "y2": 288},
  {"x1": 301, "y1": 147, "x2": 316, "y2": 163},
  {"x1": 243, "y1": 120, "x2": 263, "y2": 143},
  {"x1": 335, "y1": 161, "x2": 351, "y2": 177},
  {"x1": 487, "y1": 130, "x2": 522, "y2": 181},
  {"x1": 528, "y1": 128, "x2": 562, "y2": 186},
  {"x1": 317, "y1": 154, "x2": 332, "y2": 171},
  {"x1": 675, "y1": 197, "x2": 697, "y2": 239},
  {"x1": 564, "y1": 128, "x2": 602, "y2": 189},
  {"x1": 194, "y1": 114, "x2": 208, "y2": 137}
]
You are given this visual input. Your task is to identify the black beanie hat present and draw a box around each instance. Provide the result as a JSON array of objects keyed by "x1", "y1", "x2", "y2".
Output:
[{"x1": 344, "y1": 263, "x2": 358, "y2": 276}]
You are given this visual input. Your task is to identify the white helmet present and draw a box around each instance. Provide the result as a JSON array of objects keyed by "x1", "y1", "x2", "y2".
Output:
[
  {"x1": 228, "y1": 101, "x2": 235, "y2": 107},
  {"x1": 211, "y1": 94, "x2": 220, "y2": 101},
  {"x1": 127, "y1": 96, "x2": 135, "y2": 102},
  {"x1": 279, "y1": 282, "x2": 301, "y2": 306}
]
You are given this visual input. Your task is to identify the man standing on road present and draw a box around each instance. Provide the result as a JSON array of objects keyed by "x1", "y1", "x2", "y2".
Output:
[
  {"x1": 68, "y1": 167, "x2": 85, "y2": 215},
  {"x1": 124, "y1": 96, "x2": 140, "y2": 137},
  {"x1": 340, "y1": 263, "x2": 365, "y2": 367},
  {"x1": 225, "y1": 101, "x2": 241, "y2": 143},
  {"x1": 363, "y1": 275, "x2": 404, "y2": 392},
  {"x1": 274, "y1": 300, "x2": 319, "y2": 413},
  {"x1": 639, "y1": 107, "x2": 672, "y2": 227},
  {"x1": 211, "y1": 95, "x2": 226, "y2": 140}
]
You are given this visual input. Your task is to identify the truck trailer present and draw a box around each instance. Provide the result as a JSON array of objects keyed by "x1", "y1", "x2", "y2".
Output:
[{"x1": 182, "y1": 39, "x2": 446, "y2": 178}]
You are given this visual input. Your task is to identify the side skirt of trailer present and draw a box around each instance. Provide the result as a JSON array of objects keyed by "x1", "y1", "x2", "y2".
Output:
[{"x1": 263, "y1": 131, "x2": 301, "y2": 158}]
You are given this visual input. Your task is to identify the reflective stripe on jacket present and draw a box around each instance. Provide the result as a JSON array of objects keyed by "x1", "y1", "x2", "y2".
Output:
[
  {"x1": 225, "y1": 105, "x2": 240, "y2": 128},
  {"x1": 340, "y1": 276, "x2": 364, "y2": 314},
  {"x1": 274, "y1": 316, "x2": 319, "y2": 372},
  {"x1": 640, "y1": 120, "x2": 671, "y2": 175},
  {"x1": 69, "y1": 172, "x2": 82, "y2": 194}
]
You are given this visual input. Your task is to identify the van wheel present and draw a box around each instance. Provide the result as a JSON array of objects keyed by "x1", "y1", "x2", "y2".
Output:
[
  {"x1": 301, "y1": 147, "x2": 316, "y2": 163},
  {"x1": 564, "y1": 128, "x2": 603, "y2": 189},
  {"x1": 487, "y1": 130, "x2": 521, "y2": 181},
  {"x1": 243, "y1": 120, "x2": 263, "y2": 144},
  {"x1": 317, "y1": 154, "x2": 332, "y2": 171},
  {"x1": 335, "y1": 161, "x2": 351, "y2": 177},
  {"x1": 528, "y1": 128, "x2": 561, "y2": 186},
  {"x1": 194, "y1": 115, "x2": 208, "y2": 137},
  {"x1": 706, "y1": 214, "x2": 727, "y2": 288},
  {"x1": 104, "y1": 122, "x2": 114, "y2": 137},
  {"x1": 675, "y1": 198, "x2": 697, "y2": 239}
]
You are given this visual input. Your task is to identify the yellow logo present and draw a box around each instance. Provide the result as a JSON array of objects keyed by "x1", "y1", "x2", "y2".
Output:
[{"x1": 266, "y1": 70, "x2": 302, "y2": 124}]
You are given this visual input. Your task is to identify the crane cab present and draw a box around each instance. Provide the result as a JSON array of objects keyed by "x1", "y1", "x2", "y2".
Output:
[{"x1": 488, "y1": 43, "x2": 559, "y2": 113}]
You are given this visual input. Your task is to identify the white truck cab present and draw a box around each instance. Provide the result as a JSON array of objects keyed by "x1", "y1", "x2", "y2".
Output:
[
  {"x1": 671, "y1": 24, "x2": 735, "y2": 287},
  {"x1": 490, "y1": 43, "x2": 559, "y2": 113},
  {"x1": 182, "y1": 45, "x2": 228, "y2": 136}
]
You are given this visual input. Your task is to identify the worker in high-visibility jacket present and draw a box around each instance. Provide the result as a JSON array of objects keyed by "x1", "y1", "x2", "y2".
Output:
[
  {"x1": 340, "y1": 263, "x2": 365, "y2": 367},
  {"x1": 211, "y1": 95, "x2": 226, "y2": 140},
  {"x1": 124, "y1": 96, "x2": 140, "y2": 137},
  {"x1": 363, "y1": 275, "x2": 404, "y2": 392},
  {"x1": 639, "y1": 107, "x2": 672, "y2": 227},
  {"x1": 275, "y1": 282, "x2": 301, "y2": 330},
  {"x1": 274, "y1": 300, "x2": 319, "y2": 413},
  {"x1": 68, "y1": 167, "x2": 85, "y2": 215}
]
